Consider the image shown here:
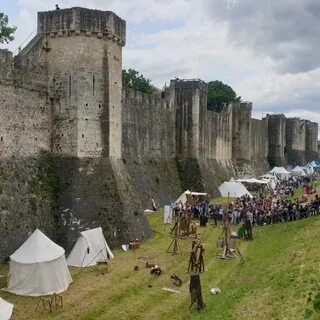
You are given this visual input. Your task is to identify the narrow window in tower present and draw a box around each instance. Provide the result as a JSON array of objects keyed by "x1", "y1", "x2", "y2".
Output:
[
  {"x1": 69, "y1": 75, "x2": 72, "y2": 97},
  {"x1": 93, "y1": 74, "x2": 95, "y2": 96}
]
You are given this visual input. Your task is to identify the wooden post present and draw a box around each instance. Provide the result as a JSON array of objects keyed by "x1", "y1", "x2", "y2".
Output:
[{"x1": 189, "y1": 273, "x2": 205, "y2": 311}]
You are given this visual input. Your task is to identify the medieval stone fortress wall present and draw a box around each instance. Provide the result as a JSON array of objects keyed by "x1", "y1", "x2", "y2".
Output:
[{"x1": 0, "y1": 7, "x2": 318, "y2": 260}]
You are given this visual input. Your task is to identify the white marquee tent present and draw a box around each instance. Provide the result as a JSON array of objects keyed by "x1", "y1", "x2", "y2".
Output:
[
  {"x1": 260, "y1": 173, "x2": 278, "y2": 189},
  {"x1": 304, "y1": 165, "x2": 314, "y2": 175},
  {"x1": 291, "y1": 166, "x2": 306, "y2": 177},
  {"x1": 4, "y1": 229, "x2": 72, "y2": 296},
  {"x1": 175, "y1": 190, "x2": 207, "y2": 204},
  {"x1": 236, "y1": 178, "x2": 269, "y2": 184},
  {"x1": 260, "y1": 173, "x2": 278, "y2": 180},
  {"x1": 67, "y1": 227, "x2": 113, "y2": 267},
  {"x1": 269, "y1": 167, "x2": 290, "y2": 180},
  {"x1": 0, "y1": 298, "x2": 13, "y2": 320},
  {"x1": 218, "y1": 181, "x2": 253, "y2": 198},
  {"x1": 310, "y1": 160, "x2": 320, "y2": 168}
]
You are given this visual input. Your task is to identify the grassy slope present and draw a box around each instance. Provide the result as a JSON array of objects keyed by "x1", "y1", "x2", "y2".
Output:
[{"x1": 1, "y1": 206, "x2": 320, "y2": 320}]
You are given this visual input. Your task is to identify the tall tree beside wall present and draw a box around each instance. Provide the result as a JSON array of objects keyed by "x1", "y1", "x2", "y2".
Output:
[
  {"x1": 122, "y1": 68, "x2": 158, "y2": 94},
  {"x1": 0, "y1": 12, "x2": 16, "y2": 44},
  {"x1": 207, "y1": 80, "x2": 241, "y2": 112}
]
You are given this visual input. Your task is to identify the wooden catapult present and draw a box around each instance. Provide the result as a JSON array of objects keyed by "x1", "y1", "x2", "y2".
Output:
[
  {"x1": 188, "y1": 240, "x2": 205, "y2": 273},
  {"x1": 167, "y1": 221, "x2": 182, "y2": 255},
  {"x1": 170, "y1": 210, "x2": 198, "y2": 239},
  {"x1": 216, "y1": 212, "x2": 244, "y2": 262}
]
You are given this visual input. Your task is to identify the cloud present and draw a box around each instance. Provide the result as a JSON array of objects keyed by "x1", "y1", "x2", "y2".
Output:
[
  {"x1": 236, "y1": 68, "x2": 320, "y2": 111},
  {"x1": 17, "y1": 0, "x2": 191, "y2": 24},
  {"x1": 242, "y1": 68, "x2": 320, "y2": 137},
  {"x1": 2, "y1": 0, "x2": 320, "y2": 133},
  {"x1": 207, "y1": 0, "x2": 320, "y2": 74}
]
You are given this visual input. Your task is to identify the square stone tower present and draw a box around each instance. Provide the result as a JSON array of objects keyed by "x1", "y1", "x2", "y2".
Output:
[
  {"x1": 37, "y1": 7, "x2": 126, "y2": 158},
  {"x1": 172, "y1": 79, "x2": 208, "y2": 158}
]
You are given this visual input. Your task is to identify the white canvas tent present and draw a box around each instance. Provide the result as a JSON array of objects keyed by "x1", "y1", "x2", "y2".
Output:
[
  {"x1": 260, "y1": 173, "x2": 278, "y2": 180},
  {"x1": 269, "y1": 167, "x2": 290, "y2": 180},
  {"x1": 218, "y1": 181, "x2": 253, "y2": 198},
  {"x1": 304, "y1": 165, "x2": 314, "y2": 175},
  {"x1": 291, "y1": 166, "x2": 306, "y2": 177},
  {"x1": 0, "y1": 298, "x2": 13, "y2": 320},
  {"x1": 260, "y1": 173, "x2": 278, "y2": 189},
  {"x1": 175, "y1": 190, "x2": 207, "y2": 204},
  {"x1": 236, "y1": 178, "x2": 269, "y2": 184},
  {"x1": 67, "y1": 227, "x2": 113, "y2": 267},
  {"x1": 4, "y1": 229, "x2": 72, "y2": 296},
  {"x1": 310, "y1": 160, "x2": 320, "y2": 168}
]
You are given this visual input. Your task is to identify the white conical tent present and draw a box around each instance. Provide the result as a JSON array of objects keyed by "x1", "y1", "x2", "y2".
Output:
[
  {"x1": 218, "y1": 181, "x2": 253, "y2": 198},
  {"x1": 67, "y1": 227, "x2": 113, "y2": 267},
  {"x1": 175, "y1": 190, "x2": 207, "y2": 204},
  {"x1": 0, "y1": 298, "x2": 13, "y2": 320},
  {"x1": 4, "y1": 229, "x2": 72, "y2": 296}
]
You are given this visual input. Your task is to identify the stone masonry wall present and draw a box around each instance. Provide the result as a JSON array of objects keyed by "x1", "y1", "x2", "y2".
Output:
[
  {"x1": 266, "y1": 114, "x2": 286, "y2": 166},
  {"x1": 251, "y1": 118, "x2": 269, "y2": 161},
  {"x1": 122, "y1": 88, "x2": 176, "y2": 159},
  {"x1": 0, "y1": 84, "x2": 51, "y2": 157},
  {"x1": 306, "y1": 121, "x2": 319, "y2": 161},
  {"x1": 232, "y1": 102, "x2": 252, "y2": 161},
  {"x1": 199, "y1": 106, "x2": 233, "y2": 161},
  {"x1": 0, "y1": 156, "x2": 58, "y2": 260},
  {"x1": 173, "y1": 80, "x2": 204, "y2": 158},
  {"x1": 285, "y1": 118, "x2": 306, "y2": 164}
]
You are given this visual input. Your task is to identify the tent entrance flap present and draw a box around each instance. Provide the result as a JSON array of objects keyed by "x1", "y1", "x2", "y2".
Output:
[{"x1": 67, "y1": 227, "x2": 113, "y2": 268}]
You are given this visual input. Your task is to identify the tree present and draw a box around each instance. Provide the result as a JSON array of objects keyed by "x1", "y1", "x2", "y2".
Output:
[
  {"x1": 0, "y1": 13, "x2": 17, "y2": 44},
  {"x1": 122, "y1": 68, "x2": 157, "y2": 94},
  {"x1": 207, "y1": 80, "x2": 241, "y2": 112}
]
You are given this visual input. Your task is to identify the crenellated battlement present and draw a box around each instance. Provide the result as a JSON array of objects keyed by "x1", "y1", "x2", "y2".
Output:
[
  {"x1": 37, "y1": 7, "x2": 126, "y2": 46},
  {"x1": 170, "y1": 78, "x2": 208, "y2": 91},
  {"x1": 123, "y1": 88, "x2": 167, "y2": 109}
]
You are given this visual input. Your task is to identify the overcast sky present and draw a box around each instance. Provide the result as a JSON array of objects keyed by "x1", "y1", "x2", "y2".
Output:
[{"x1": 1, "y1": 0, "x2": 320, "y2": 134}]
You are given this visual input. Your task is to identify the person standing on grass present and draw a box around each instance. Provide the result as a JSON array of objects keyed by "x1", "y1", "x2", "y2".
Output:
[
  {"x1": 151, "y1": 197, "x2": 157, "y2": 211},
  {"x1": 244, "y1": 212, "x2": 253, "y2": 241}
]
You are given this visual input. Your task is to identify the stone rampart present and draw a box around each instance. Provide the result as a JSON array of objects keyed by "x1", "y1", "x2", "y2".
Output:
[
  {"x1": 266, "y1": 114, "x2": 286, "y2": 166},
  {"x1": 232, "y1": 102, "x2": 252, "y2": 161},
  {"x1": 306, "y1": 121, "x2": 319, "y2": 161},
  {"x1": 122, "y1": 88, "x2": 175, "y2": 159},
  {"x1": 0, "y1": 6, "x2": 318, "y2": 261},
  {"x1": 285, "y1": 118, "x2": 306, "y2": 164},
  {"x1": 0, "y1": 84, "x2": 51, "y2": 157}
]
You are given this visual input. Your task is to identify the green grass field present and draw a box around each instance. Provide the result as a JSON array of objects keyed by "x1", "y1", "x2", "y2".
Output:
[{"x1": 1, "y1": 205, "x2": 320, "y2": 320}]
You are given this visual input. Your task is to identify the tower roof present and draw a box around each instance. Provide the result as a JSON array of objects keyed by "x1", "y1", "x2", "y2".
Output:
[{"x1": 37, "y1": 7, "x2": 126, "y2": 44}]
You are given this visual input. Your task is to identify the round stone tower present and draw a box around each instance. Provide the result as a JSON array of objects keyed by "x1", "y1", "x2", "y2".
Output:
[{"x1": 37, "y1": 7, "x2": 126, "y2": 158}]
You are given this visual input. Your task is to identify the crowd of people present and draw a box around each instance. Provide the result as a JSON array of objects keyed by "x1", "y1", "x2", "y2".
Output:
[{"x1": 173, "y1": 175, "x2": 320, "y2": 240}]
